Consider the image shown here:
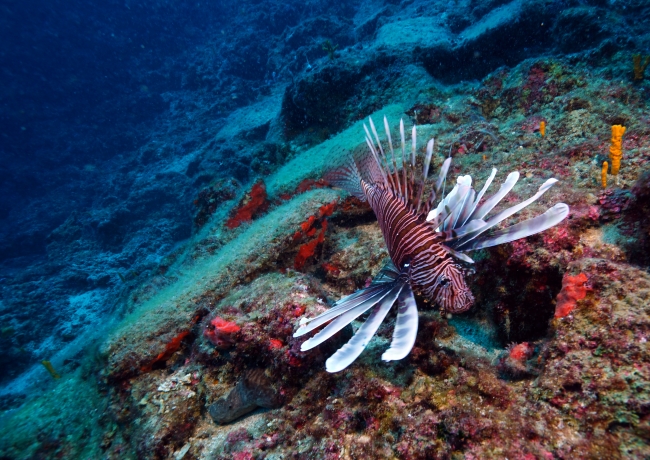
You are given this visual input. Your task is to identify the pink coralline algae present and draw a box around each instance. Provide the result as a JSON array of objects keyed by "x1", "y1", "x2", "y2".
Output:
[
  {"x1": 204, "y1": 316, "x2": 241, "y2": 348},
  {"x1": 542, "y1": 225, "x2": 578, "y2": 252},
  {"x1": 554, "y1": 273, "x2": 588, "y2": 318},
  {"x1": 598, "y1": 189, "x2": 631, "y2": 221}
]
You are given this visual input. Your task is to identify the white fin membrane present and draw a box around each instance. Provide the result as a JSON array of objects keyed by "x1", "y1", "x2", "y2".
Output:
[{"x1": 381, "y1": 285, "x2": 418, "y2": 362}]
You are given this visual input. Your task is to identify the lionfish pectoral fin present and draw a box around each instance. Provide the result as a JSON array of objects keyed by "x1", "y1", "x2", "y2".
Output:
[
  {"x1": 296, "y1": 285, "x2": 394, "y2": 347},
  {"x1": 459, "y1": 167, "x2": 497, "y2": 227},
  {"x1": 426, "y1": 181, "x2": 472, "y2": 230},
  {"x1": 451, "y1": 178, "x2": 568, "y2": 251},
  {"x1": 325, "y1": 282, "x2": 405, "y2": 373},
  {"x1": 294, "y1": 262, "x2": 400, "y2": 338},
  {"x1": 469, "y1": 171, "x2": 520, "y2": 221},
  {"x1": 381, "y1": 285, "x2": 418, "y2": 362},
  {"x1": 456, "y1": 203, "x2": 569, "y2": 251},
  {"x1": 369, "y1": 260, "x2": 400, "y2": 284}
]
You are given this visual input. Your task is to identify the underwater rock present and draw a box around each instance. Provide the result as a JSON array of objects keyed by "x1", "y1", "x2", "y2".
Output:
[{"x1": 208, "y1": 369, "x2": 282, "y2": 424}]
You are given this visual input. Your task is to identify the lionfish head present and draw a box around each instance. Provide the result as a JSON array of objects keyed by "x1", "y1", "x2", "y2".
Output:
[{"x1": 434, "y1": 264, "x2": 475, "y2": 314}]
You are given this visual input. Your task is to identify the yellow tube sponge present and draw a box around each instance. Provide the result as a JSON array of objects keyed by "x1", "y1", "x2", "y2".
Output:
[
  {"x1": 601, "y1": 161, "x2": 608, "y2": 188},
  {"x1": 609, "y1": 125, "x2": 625, "y2": 175},
  {"x1": 633, "y1": 55, "x2": 650, "y2": 80}
]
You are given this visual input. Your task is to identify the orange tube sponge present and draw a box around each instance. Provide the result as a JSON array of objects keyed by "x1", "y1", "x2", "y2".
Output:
[
  {"x1": 609, "y1": 125, "x2": 625, "y2": 175},
  {"x1": 601, "y1": 161, "x2": 608, "y2": 188}
]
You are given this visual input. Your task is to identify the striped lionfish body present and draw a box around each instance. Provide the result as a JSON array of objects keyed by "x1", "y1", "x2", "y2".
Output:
[{"x1": 294, "y1": 117, "x2": 569, "y2": 373}]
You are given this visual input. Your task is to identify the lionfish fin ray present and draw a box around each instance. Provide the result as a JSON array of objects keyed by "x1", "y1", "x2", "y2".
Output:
[
  {"x1": 415, "y1": 138, "x2": 435, "y2": 213},
  {"x1": 295, "y1": 261, "x2": 400, "y2": 340},
  {"x1": 424, "y1": 157, "x2": 452, "y2": 214},
  {"x1": 460, "y1": 168, "x2": 497, "y2": 226},
  {"x1": 457, "y1": 203, "x2": 569, "y2": 251},
  {"x1": 384, "y1": 116, "x2": 402, "y2": 195},
  {"x1": 469, "y1": 171, "x2": 519, "y2": 221},
  {"x1": 425, "y1": 180, "x2": 471, "y2": 230},
  {"x1": 400, "y1": 119, "x2": 409, "y2": 201},
  {"x1": 443, "y1": 175, "x2": 473, "y2": 231},
  {"x1": 440, "y1": 244, "x2": 475, "y2": 263},
  {"x1": 293, "y1": 285, "x2": 387, "y2": 337},
  {"x1": 453, "y1": 178, "x2": 564, "y2": 250}
]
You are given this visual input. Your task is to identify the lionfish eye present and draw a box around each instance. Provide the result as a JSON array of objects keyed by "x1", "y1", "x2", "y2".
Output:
[
  {"x1": 402, "y1": 257, "x2": 412, "y2": 269},
  {"x1": 439, "y1": 276, "x2": 449, "y2": 287}
]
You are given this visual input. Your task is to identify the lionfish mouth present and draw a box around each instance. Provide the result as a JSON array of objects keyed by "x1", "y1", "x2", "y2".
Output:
[{"x1": 443, "y1": 290, "x2": 475, "y2": 314}]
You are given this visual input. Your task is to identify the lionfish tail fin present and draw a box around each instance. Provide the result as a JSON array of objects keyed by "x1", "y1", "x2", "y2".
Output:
[{"x1": 324, "y1": 157, "x2": 366, "y2": 201}]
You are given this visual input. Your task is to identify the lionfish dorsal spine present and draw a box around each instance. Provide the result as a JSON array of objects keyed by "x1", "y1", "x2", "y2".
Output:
[
  {"x1": 364, "y1": 122, "x2": 394, "y2": 190},
  {"x1": 415, "y1": 138, "x2": 435, "y2": 214},
  {"x1": 399, "y1": 119, "x2": 409, "y2": 202},
  {"x1": 424, "y1": 156, "x2": 452, "y2": 215},
  {"x1": 383, "y1": 116, "x2": 402, "y2": 196}
]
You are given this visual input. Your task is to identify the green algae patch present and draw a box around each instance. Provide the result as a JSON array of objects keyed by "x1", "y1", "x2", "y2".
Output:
[
  {"x1": 375, "y1": 17, "x2": 452, "y2": 50},
  {"x1": 460, "y1": 0, "x2": 526, "y2": 42},
  {"x1": 266, "y1": 104, "x2": 407, "y2": 197},
  {"x1": 102, "y1": 187, "x2": 342, "y2": 380}
]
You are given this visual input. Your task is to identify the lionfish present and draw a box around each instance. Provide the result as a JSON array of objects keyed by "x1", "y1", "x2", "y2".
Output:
[{"x1": 294, "y1": 117, "x2": 569, "y2": 373}]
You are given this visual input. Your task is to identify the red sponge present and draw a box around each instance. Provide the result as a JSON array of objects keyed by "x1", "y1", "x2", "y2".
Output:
[{"x1": 554, "y1": 273, "x2": 588, "y2": 318}]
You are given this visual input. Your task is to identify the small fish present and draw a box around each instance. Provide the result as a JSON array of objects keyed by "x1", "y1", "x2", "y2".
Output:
[
  {"x1": 41, "y1": 360, "x2": 61, "y2": 379},
  {"x1": 294, "y1": 116, "x2": 569, "y2": 373}
]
